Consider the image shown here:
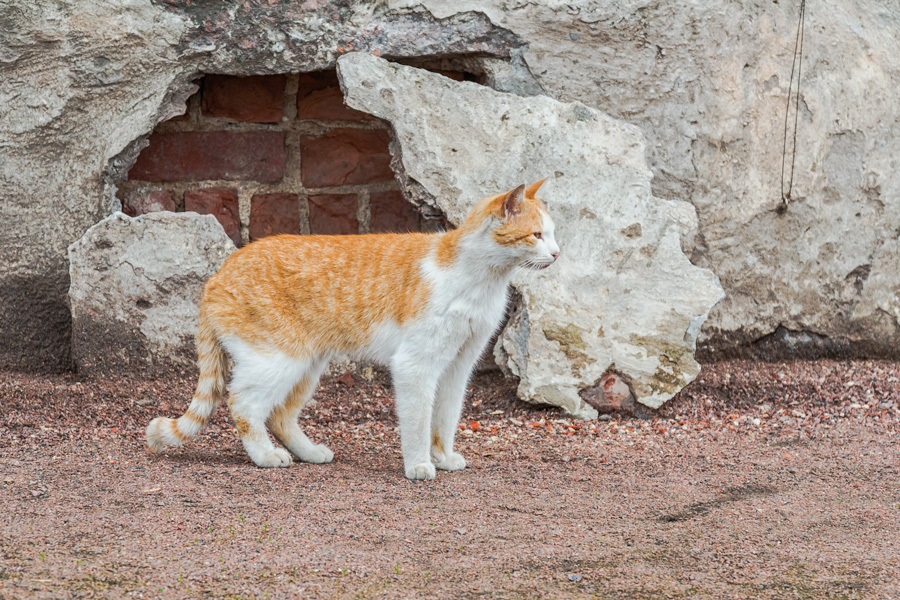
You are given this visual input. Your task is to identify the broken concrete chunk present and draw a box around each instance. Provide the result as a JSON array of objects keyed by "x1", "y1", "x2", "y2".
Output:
[
  {"x1": 68, "y1": 212, "x2": 235, "y2": 374},
  {"x1": 338, "y1": 53, "x2": 724, "y2": 417}
]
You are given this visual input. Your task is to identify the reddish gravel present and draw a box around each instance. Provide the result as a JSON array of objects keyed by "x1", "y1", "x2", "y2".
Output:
[{"x1": 1, "y1": 360, "x2": 899, "y2": 599}]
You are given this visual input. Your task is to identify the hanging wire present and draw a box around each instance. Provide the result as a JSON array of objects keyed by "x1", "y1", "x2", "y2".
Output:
[{"x1": 780, "y1": 0, "x2": 807, "y2": 210}]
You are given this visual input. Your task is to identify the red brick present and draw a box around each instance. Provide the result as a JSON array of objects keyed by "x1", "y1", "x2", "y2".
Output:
[
  {"x1": 129, "y1": 131, "x2": 285, "y2": 183},
  {"x1": 184, "y1": 188, "x2": 241, "y2": 246},
  {"x1": 369, "y1": 191, "x2": 420, "y2": 233},
  {"x1": 121, "y1": 189, "x2": 177, "y2": 217},
  {"x1": 300, "y1": 129, "x2": 393, "y2": 188},
  {"x1": 201, "y1": 74, "x2": 285, "y2": 123},
  {"x1": 296, "y1": 70, "x2": 369, "y2": 121},
  {"x1": 249, "y1": 193, "x2": 300, "y2": 241},
  {"x1": 308, "y1": 194, "x2": 358, "y2": 235}
]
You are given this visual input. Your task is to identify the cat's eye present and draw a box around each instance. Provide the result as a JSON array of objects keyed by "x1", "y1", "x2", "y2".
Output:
[{"x1": 533, "y1": 232, "x2": 543, "y2": 240}]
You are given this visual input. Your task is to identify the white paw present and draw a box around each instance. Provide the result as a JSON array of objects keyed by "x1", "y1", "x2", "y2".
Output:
[
  {"x1": 300, "y1": 443, "x2": 334, "y2": 464},
  {"x1": 434, "y1": 452, "x2": 466, "y2": 471},
  {"x1": 405, "y1": 462, "x2": 436, "y2": 481},
  {"x1": 253, "y1": 448, "x2": 293, "y2": 468}
]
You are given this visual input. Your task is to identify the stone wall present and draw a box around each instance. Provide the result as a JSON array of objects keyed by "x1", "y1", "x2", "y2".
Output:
[{"x1": 2, "y1": 0, "x2": 897, "y2": 372}]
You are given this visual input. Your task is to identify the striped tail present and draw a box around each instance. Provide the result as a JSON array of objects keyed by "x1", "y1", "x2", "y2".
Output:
[{"x1": 146, "y1": 306, "x2": 227, "y2": 452}]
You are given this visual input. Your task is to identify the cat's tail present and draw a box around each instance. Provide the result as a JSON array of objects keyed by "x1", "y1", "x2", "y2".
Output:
[{"x1": 146, "y1": 306, "x2": 227, "y2": 452}]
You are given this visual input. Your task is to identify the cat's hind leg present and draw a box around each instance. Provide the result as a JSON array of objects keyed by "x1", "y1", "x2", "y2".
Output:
[
  {"x1": 267, "y1": 358, "x2": 333, "y2": 464},
  {"x1": 227, "y1": 390, "x2": 293, "y2": 468},
  {"x1": 224, "y1": 338, "x2": 306, "y2": 468}
]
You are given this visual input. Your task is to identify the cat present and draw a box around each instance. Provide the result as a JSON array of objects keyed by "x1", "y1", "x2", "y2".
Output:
[{"x1": 146, "y1": 179, "x2": 560, "y2": 480}]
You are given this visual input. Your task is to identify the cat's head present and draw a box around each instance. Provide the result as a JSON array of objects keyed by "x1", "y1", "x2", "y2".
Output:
[{"x1": 461, "y1": 178, "x2": 561, "y2": 270}]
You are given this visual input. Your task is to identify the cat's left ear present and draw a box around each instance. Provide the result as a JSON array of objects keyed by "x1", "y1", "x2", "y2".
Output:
[
  {"x1": 501, "y1": 184, "x2": 526, "y2": 220},
  {"x1": 525, "y1": 178, "x2": 547, "y2": 198}
]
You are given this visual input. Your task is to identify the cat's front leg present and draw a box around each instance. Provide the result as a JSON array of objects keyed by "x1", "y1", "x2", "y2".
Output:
[
  {"x1": 390, "y1": 344, "x2": 457, "y2": 481},
  {"x1": 431, "y1": 332, "x2": 492, "y2": 471}
]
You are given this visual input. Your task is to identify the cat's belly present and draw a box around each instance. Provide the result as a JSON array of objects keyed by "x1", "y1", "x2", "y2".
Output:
[
  {"x1": 349, "y1": 310, "x2": 498, "y2": 368},
  {"x1": 350, "y1": 320, "x2": 404, "y2": 365}
]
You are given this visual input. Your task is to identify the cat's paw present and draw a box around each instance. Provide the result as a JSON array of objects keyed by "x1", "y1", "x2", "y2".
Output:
[
  {"x1": 434, "y1": 452, "x2": 466, "y2": 471},
  {"x1": 405, "y1": 462, "x2": 437, "y2": 481},
  {"x1": 299, "y1": 443, "x2": 333, "y2": 464},
  {"x1": 252, "y1": 448, "x2": 293, "y2": 468}
]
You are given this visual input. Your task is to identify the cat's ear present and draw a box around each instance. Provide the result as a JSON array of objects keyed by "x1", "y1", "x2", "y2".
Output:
[
  {"x1": 501, "y1": 185, "x2": 526, "y2": 220},
  {"x1": 525, "y1": 178, "x2": 547, "y2": 198}
]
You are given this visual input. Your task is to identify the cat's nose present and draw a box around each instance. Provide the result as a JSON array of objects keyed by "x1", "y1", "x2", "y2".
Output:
[{"x1": 552, "y1": 251, "x2": 560, "y2": 260}]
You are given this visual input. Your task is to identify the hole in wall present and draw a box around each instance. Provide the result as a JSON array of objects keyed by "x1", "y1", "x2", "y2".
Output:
[
  {"x1": 115, "y1": 61, "x2": 490, "y2": 246},
  {"x1": 116, "y1": 70, "x2": 453, "y2": 246}
]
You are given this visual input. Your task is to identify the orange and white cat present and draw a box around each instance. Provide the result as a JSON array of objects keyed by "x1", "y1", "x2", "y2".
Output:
[{"x1": 146, "y1": 179, "x2": 559, "y2": 480}]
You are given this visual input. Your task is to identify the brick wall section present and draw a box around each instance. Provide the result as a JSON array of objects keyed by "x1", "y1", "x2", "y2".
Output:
[
  {"x1": 129, "y1": 131, "x2": 286, "y2": 182},
  {"x1": 296, "y1": 70, "x2": 370, "y2": 121},
  {"x1": 122, "y1": 189, "x2": 176, "y2": 216},
  {"x1": 370, "y1": 190, "x2": 420, "y2": 233},
  {"x1": 121, "y1": 70, "x2": 474, "y2": 245},
  {"x1": 184, "y1": 188, "x2": 241, "y2": 246},
  {"x1": 248, "y1": 193, "x2": 299, "y2": 242},
  {"x1": 308, "y1": 193, "x2": 359, "y2": 235},
  {"x1": 201, "y1": 74, "x2": 285, "y2": 123},
  {"x1": 300, "y1": 129, "x2": 394, "y2": 188}
]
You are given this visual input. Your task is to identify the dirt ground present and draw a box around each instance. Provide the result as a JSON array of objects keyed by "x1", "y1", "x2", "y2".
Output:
[{"x1": 1, "y1": 359, "x2": 899, "y2": 599}]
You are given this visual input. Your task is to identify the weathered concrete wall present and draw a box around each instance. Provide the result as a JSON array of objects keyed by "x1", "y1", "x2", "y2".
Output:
[
  {"x1": 0, "y1": 0, "x2": 524, "y2": 370},
  {"x1": 2, "y1": 0, "x2": 898, "y2": 371},
  {"x1": 391, "y1": 0, "x2": 900, "y2": 357}
]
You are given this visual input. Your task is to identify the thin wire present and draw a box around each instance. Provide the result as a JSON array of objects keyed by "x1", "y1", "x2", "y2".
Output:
[{"x1": 781, "y1": 0, "x2": 807, "y2": 208}]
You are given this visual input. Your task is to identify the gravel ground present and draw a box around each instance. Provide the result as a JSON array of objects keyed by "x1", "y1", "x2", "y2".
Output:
[{"x1": 1, "y1": 359, "x2": 899, "y2": 599}]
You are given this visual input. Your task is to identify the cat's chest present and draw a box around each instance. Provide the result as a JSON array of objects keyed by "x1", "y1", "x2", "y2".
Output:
[{"x1": 430, "y1": 274, "x2": 509, "y2": 329}]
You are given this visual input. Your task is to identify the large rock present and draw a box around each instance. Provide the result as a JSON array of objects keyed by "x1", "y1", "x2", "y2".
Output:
[
  {"x1": 388, "y1": 0, "x2": 900, "y2": 358},
  {"x1": 338, "y1": 53, "x2": 723, "y2": 416},
  {"x1": 68, "y1": 212, "x2": 235, "y2": 374}
]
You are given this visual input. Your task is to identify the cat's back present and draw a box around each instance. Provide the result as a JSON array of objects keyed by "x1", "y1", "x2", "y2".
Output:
[
  {"x1": 212, "y1": 231, "x2": 436, "y2": 284},
  {"x1": 203, "y1": 232, "x2": 440, "y2": 344}
]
